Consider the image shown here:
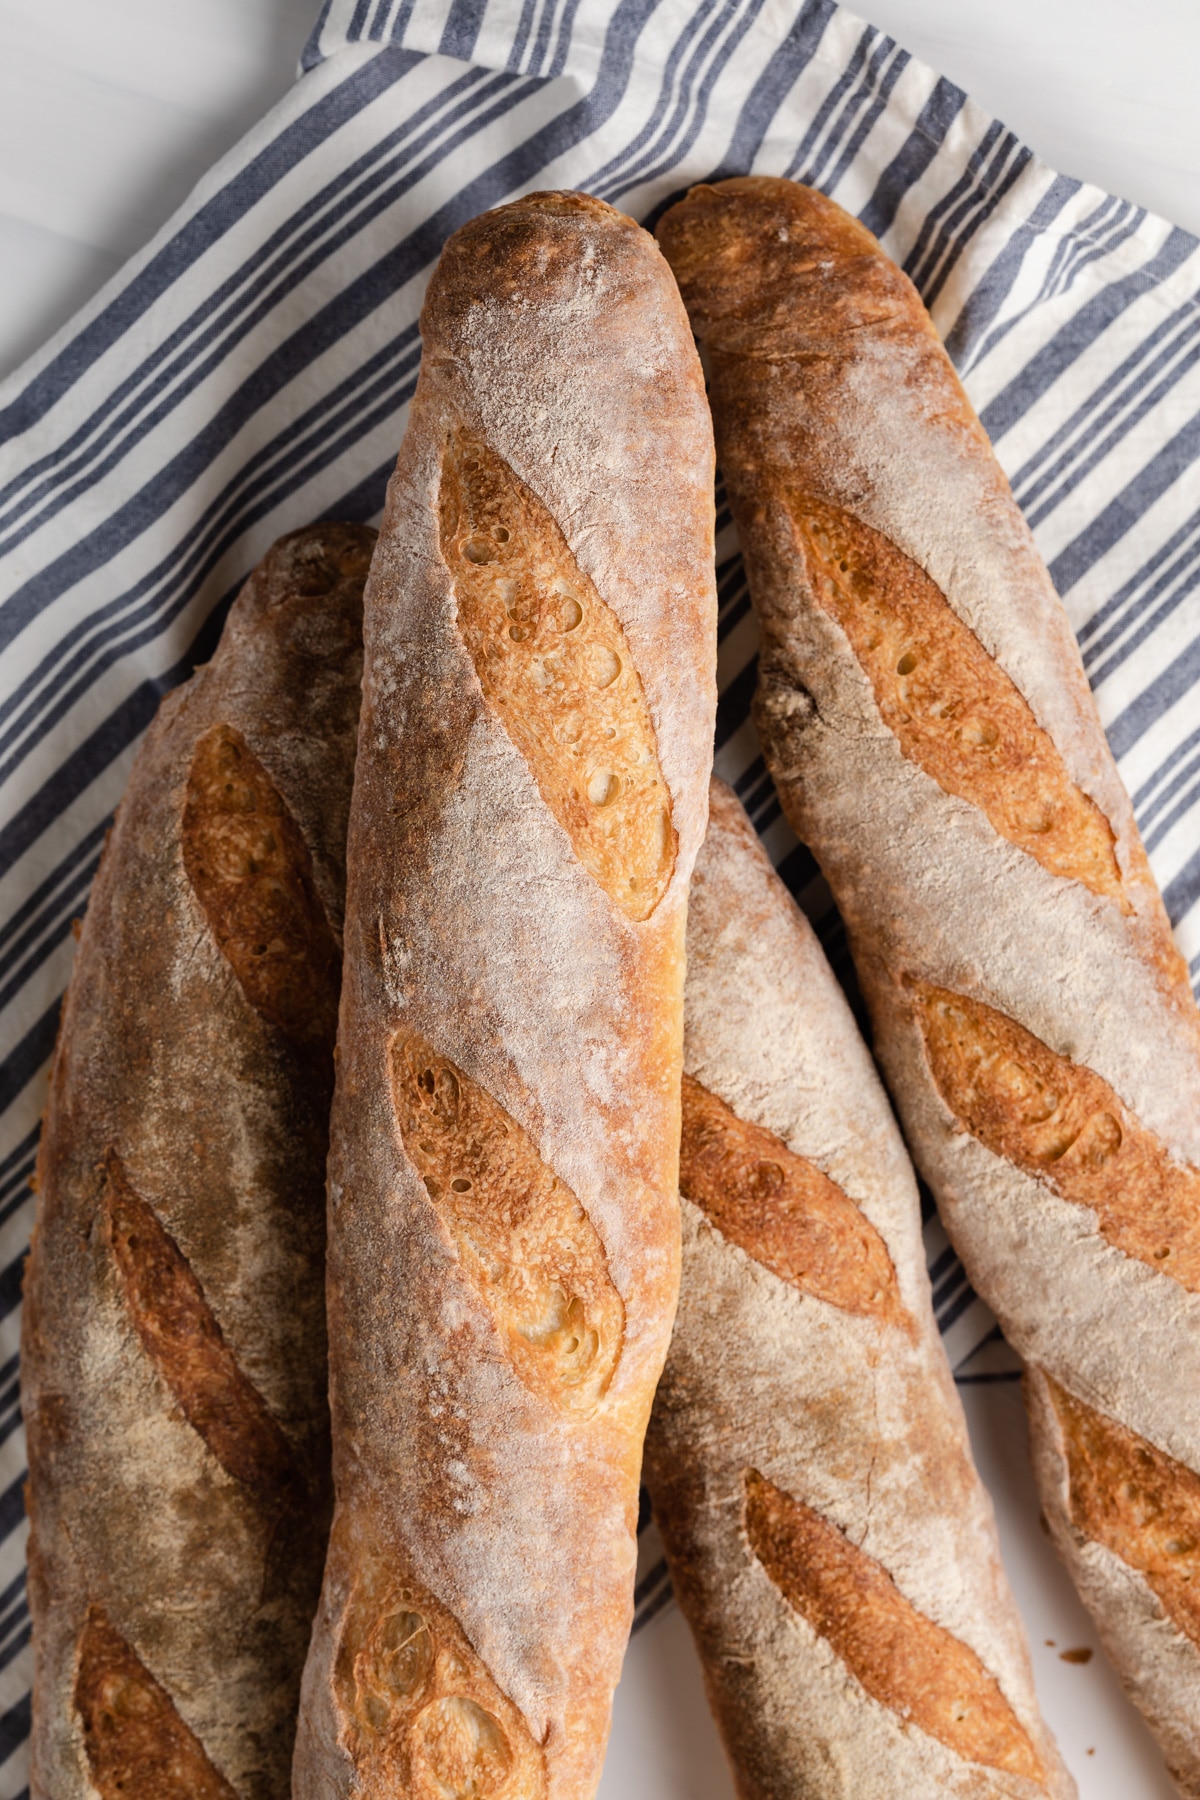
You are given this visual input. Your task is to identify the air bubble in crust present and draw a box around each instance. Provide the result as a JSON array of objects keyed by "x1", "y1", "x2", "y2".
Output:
[
  {"x1": 372, "y1": 1610, "x2": 434, "y2": 1704},
  {"x1": 590, "y1": 647, "x2": 621, "y2": 688},
  {"x1": 411, "y1": 1695, "x2": 513, "y2": 1799},
  {"x1": 1073, "y1": 1110, "x2": 1122, "y2": 1170},
  {"x1": 958, "y1": 716, "x2": 999, "y2": 751}
]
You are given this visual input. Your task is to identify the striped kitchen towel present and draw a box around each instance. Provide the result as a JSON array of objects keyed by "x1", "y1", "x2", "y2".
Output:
[{"x1": 1, "y1": 0, "x2": 1200, "y2": 1786}]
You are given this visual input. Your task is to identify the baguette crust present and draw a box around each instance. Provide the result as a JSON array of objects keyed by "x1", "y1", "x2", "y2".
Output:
[
  {"x1": 645, "y1": 782, "x2": 1072, "y2": 1799},
  {"x1": 22, "y1": 524, "x2": 372, "y2": 1799},
  {"x1": 657, "y1": 175, "x2": 1200, "y2": 1789},
  {"x1": 293, "y1": 192, "x2": 716, "y2": 1800}
]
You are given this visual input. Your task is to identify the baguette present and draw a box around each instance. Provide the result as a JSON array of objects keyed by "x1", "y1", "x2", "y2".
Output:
[
  {"x1": 292, "y1": 192, "x2": 717, "y2": 1800},
  {"x1": 645, "y1": 778, "x2": 1073, "y2": 1799},
  {"x1": 657, "y1": 175, "x2": 1200, "y2": 1792},
  {"x1": 21, "y1": 523, "x2": 373, "y2": 1799}
]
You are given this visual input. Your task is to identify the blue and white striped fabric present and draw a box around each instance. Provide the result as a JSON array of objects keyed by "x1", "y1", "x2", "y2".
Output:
[{"x1": 2, "y1": 0, "x2": 1200, "y2": 1783}]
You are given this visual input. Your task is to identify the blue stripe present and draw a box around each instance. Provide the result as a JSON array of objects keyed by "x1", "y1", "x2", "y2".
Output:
[
  {"x1": 1049, "y1": 399, "x2": 1200, "y2": 603},
  {"x1": 979, "y1": 226, "x2": 1199, "y2": 443},
  {"x1": 300, "y1": 1, "x2": 337, "y2": 71},
  {"x1": 0, "y1": 1134, "x2": 38, "y2": 1210},
  {"x1": 1144, "y1": 767, "x2": 1200, "y2": 858},
  {"x1": 1106, "y1": 629, "x2": 1200, "y2": 766},
  {"x1": 0, "y1": 1695, "x2": 30, "y2": 1767},
  {"x1": 716, "y1": 654, "x2": 758, "y2": 749},
  {"x1": 811, "y1": 44, "x2": 910, "y2": 199},
  {"x1": 631, "y1": 1578, "x2": 675, "y2": 1633},
  {"x1": 921, "y1": 141, "x2": 1033, "y2": 310},
  {"x1": 859, "y1": 75, "x2": 966, "y2": 241},
  {"x1": 902, "y1": 118, "x2": 1008, "y2": 283},
  {"x1": 0, "y1": 1007, "x2": 59, "y2": 1125},
  {"x1": 0, "y1": 336, "x2": 423, "y2": 789},
  {"x1": 944, "y1": 173, "x2": 1080, "y2": 371},
  {"x1": 780, "y1": 20, "x2": 877, "y2": 185},
  {"x1": 508, "y1": 0, "x2": 543, "y2": 71},
  {"x1": 1078, "y1": 510, "x2": 1200, "y2": 662},
  {"x1": 0, "y1": 54, "x2": 412, "y2": 446},
  {"x1": 1087, "y1": 554, "x2": 1200, "y2": 696},
  {"x1": 1018, "y1": 317, "x2": 1200, "y2": 529},
  {"x1": 1135, "y1": 721, "x2": 1200, "y2": 827},
  {"x1": 0, "y1": 60, "x2": 503, "y2": 558},
  {"x1": 589, "y1": 0, "x2": 756, "y2": 198},
  {"x1": 440, "y1": 0, "x2": 490, "y2": 60},
  {"x1": 0, "y1": 1251, "x2": 27, "y2": 1329},
  {"x1": 547, "y1": 0, "x2": 589, "y2": 79},
  {"x1": 1166, "y1": 842, "x2": 1200, "y2": 932},
  {"x1": 0, "y1": 678, "x2": 175, "y2": 887},
  {"x1": 701, "y1": 0, "x2": 838, "y2": 186},
  {"x1": 0, "y1": 0, "x2": 679, "y2": 660},
  {"x1": 0, "y1": 1622, "x2": 30, "y2": 1680},
  {"x1": 0, "y1": 1155, "x2": 38, "y2": 1236},
  {"x1": 0, "y1": 70, "x2": 533, "y2": 635},
  {"x1": 612, "y1": 0, "x2": 774, "y2": 201},
  {"x1": 937, "y1": 1281, "x2": 983, "y2": 1335},
  {"x1": 0, "y1": 821, "x2": 105, "y2": 980}
]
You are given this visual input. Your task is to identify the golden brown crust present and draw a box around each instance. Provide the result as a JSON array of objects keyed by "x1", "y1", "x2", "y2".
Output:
[
  {"x1": 657, "y1": 178, "x2": 934, "y2": 361},
  {"x1": 102, "y1": 1150, "x2": 297, "y2": 1495},
  {"x1": 294, "y1": 194, "x2": 715, "y2": 1800},
  {"x1": 22, "y1": 523, "x2": 372, "y2": 1800},
  {"x1": 656, "y1": 171, "x2": 1200, "y2": 1779},
  {"x1": 182, "y1": 724, "x2": 342, "y2": 1048},
  {"x1": 330, "y1": 1517, "x2": 548, "y2": 1800},
  {"x1": 75, "y1": 1606, "x2": 238, "y2": 1800},
  {"x1": 679, "y1": 1071, "x2": 908, "y2": 1329},
  {"x1": 392, "y1": 1032, "x2": 624, "y2": 1410},
  {"x1": 657, "y1": 174, "x2": 1185, "y2": 991},
  {"x1": 439, "y1": 429, "x2": 675, "y2": 920},
  {"x1": 644, "y1": 781, "x2": 1071, "y2": 1800},
  {"x1": 913, "y1": 982, "x2": 1200, "y2": 1294},
  {"x1": 1046, "y1": 1378, "x2": 1200, "y2": 1646},
  {"x1": 791, "y1": 498, "x2": 1125, "y2": 906},
  {"x1": 744, "y1": 1471, "x2": 1044, "y2": 1782}
]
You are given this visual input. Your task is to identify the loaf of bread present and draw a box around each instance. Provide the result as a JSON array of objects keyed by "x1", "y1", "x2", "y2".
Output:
[
  {"x1": 21, "y1": 524, "x2": 372, "y2": 1799},
  {"x1": 657, "y1": 175, "x2": 1200, "y2": 1793},
  {"x1": 644, "y1": 778, "x2": 1073, "y2": 1799},
  {"x1": 291, "y1": 192, "x2": 716, "y2": 1800}
]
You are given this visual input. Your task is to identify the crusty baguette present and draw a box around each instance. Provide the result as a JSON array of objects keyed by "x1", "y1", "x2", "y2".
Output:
[
  {"x1": 657, "y1": 174, "x2": 1200, "y2": 1794},
  {"x1": 21, "y1": 523, "x2": 373, "y2": 1799},
  {"x1": 292, "y1": 192, "x2": 716, "y2": 1800},
  {"x1": 644, "y1": 778, "x2": 1074, "y2": 1800}
]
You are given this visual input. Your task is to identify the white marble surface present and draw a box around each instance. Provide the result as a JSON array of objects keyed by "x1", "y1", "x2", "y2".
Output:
[{"x1": 2, "y1": 3, "x2": 1197, "y2": 1797}]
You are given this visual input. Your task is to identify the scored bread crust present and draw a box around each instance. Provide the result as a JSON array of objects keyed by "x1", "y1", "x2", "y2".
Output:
[
  {"x1": 656, "y1": 175, "x2": 1200, "y2": 1793},
  {"x1": 21, "y1": 525, "x2": 373, "y2": 1800},
  {"x1": 292, "y1": 193, "x2": 716, "y2": 1800},
  {"x1": 644, "y1": 779, "x2": 1074, "y2": 1800}
]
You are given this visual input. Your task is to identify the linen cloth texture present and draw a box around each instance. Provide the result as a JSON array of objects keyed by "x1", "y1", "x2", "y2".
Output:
[{"x1": 2, "y1": 0, "x2": 1200, "y2": 1788}]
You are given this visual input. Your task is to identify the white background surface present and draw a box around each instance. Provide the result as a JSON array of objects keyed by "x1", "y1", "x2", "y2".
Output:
[{"x1": 2, "y1": 2, "x2": 1198, "y2": 1797}]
